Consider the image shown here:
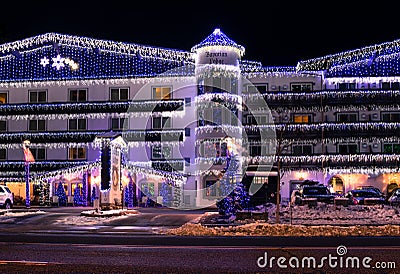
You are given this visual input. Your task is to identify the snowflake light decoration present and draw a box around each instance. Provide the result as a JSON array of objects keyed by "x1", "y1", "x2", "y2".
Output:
[
  {"x1": 52, "y1": 55, "x2": 65, "y2": 70},
  {"x1": 40, "y1": 57, "x2": 50, "y2": 67}
]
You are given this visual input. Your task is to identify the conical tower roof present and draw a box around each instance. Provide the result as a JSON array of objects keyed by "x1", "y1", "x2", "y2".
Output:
[{"x1": 191, "y1": 28, "x2": 245, "y2": 55}]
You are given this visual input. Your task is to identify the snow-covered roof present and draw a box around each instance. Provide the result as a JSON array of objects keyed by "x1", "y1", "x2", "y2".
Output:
[
  {"x1": 191, "y1": 28, "x2": 245, "y2": 55},
  {"x1": 0, "y1": 33, "x2": 195, "y2": 82},
  {"x1": 296, "y1": 38, "x2": 400, "y2": 77}
]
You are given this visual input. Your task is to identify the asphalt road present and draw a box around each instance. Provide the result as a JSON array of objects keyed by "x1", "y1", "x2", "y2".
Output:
[
  {"x1": 0, "y1": 206, "x2": 399, "y2": 273},
  {"x1": 0, "y1": 241, "x2": 398, "y2": 273}
]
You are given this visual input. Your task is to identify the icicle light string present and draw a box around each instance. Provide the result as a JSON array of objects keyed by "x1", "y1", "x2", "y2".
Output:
[
  {"x1": 244, "y1": 136, "x2": 400, "y2": 145},
  {"x1": 0, "y1": 100, "x2": 184, "y2": 119},
  {"x1": 245, "y1": 122, "x2": 400, "y2": 132},
  {"x1": 245, "y1": 154, "x2": 400, "y2": 165},
  {"x1": 243, "y1": 89, "x2": 400, "y2": 101}
]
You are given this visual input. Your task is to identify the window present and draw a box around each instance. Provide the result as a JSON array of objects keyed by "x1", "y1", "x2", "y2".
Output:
[
  {"x1": 29, "y1": 120, "x2": 46, "y2": 131},
  {"x1": 338, "y1": 83, "x2": 356, "y2": 90},
  {"x1": 205, "y1": 180, "x2": 218, "y2": 197},
  {"x1": 247, "y1": 114, "x2": 269, "y2": 125},
  {"x1": 184, "y1": 157, "x2": 190, "y2": 166},
  {"x1": 111, "y1": 118, "x2": 127, "y2": 130},
  {"x1": 199, "y1": 141, "x2": 228, "y2": 158},
  {"x1": 152, "y1": 117, "x2": 171, "y2": 129},
  {"x1": 152, "y1": 145, "x2": 172, "y2": 159},
  {"x1": 185, "y1": 97, "x2": 191, "y2": 107},
  {"x1": 392, "y1": 82, "x2": 400, "y2": 90},
  {"x1": 29, "y1": 90, "x2": 46, "y2": 103},
  {"x1": 293, "y1": 114, "x2": 312, "y2": 123},
  {"x1": 337, "y1": 113, "x2": 358, "y2": 122},
  {"x1": 68, "y1": 119, "x2": 86, "y2": 131},
  {"x1": 383, "y1": 143, "x2": 400, "y2": 154},
  {"x1": 0, "y1": 121, "x2": 6, "y2": 131},
  {"x1": 382, "y1": 112, "x2": 400, "y2": 122},
  {"x1": 30, "y1": 148, "x2": 45, "y2": 160},
  {"x1": 291, "y1": 83, "x2": 312, "y2": 92},
  {"x1": 292, "y1": 144, "x2": 313, "y2": 155},
  {"x1": 382, "y1": 82, "x2": 391, "y2": 90},
  {"x1": 246, "y1": 84, "x2": 268, "y2": 94},
  {"x1": 0, "y1": 92, "x2": 7, "y2": 104},
  {"x1": 69, "y1": 148, "x2": 86, "y2": 160},
  {"x1": 69, "y1": 89, "x2": 87, "y2": 102},
  {"x1": 185, "y1": 128, "x2": 190, "y2": 137},
  {"x1": 152, "y1": 86, "x2": 171, "y2": 100},
  {"x1": 110, "y1": 87, "x2": 129, "y2": 101},
  {"x1": 338, "y1": 143, "x2": 358, "y2": 154},
  {"x1": 0, "y1": 149, "x2": 6, "y2": 160}
]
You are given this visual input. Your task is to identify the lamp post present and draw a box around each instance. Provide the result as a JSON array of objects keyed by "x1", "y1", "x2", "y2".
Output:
[{"x1": 22, "y1": 140, "x2": 31, "y2": 208}]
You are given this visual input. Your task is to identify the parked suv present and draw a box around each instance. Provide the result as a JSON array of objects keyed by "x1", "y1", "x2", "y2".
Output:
[
  {"x1": 291, "y1": 184, "x2": 335, "y2": 205},
  {"x1": 0, "y1": 185, "x2": 13, "y2": 209}
]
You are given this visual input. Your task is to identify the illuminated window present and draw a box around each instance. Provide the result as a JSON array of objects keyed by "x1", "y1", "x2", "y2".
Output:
[
  {"x1": 110, "y1": 87, "x2": 129, "y2": 101},
  {"x1": 253, "y1": 176, "x2": 268, "y2": 185},
  {"x1": 383, "y1": 143, "x2": 400, "y2": 154},
  {"x1": 29, "y1": 90, "x2": 47, "y2": 103},
  {"x1": 68, "y1": 119, "x2": 86, "y2": 131},
  {"x1": 0, "y1": 93, "x2": 7, "y2": 104},
  {"x1": 293, "y1": 114, "x2": 312, "y2": 123},
  {"x1": 69, "y1": 89, "x2": 87, "y2": 102},
  {"x1": 152, "y1": 86, "x2": 172, "y2": 100},
  {"x1": 29, "y1": 120, "x2": 46, "y2": 131},
  {"x1": 69, "y1": 148, "x2": 86, "y2": 160}
]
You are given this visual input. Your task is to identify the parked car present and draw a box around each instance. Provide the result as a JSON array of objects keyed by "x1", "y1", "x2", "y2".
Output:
[
  {"x1": 0, "y1": 185, "x2": 13, "y2": 209},
  {"x1": 345, "y1": 189, "x2": 386, "y2": 205},
  {"x1": 387, "y1": 188, "x2": 400, "y2": 206},
  {"x1": 291, "y1": 184, "x2": 335, "y2": 205},
  {"x1": 356, "y1": 186, "x2": 384, "y2": 197}
]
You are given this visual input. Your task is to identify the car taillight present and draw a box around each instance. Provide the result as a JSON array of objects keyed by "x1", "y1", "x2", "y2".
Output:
[{"x1": 352, "y1": 197, "x2": 358, "y2": 205}]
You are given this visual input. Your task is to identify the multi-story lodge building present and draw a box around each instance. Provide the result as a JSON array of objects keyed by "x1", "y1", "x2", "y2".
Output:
[{"x1": 1, "y1": 28, "x2": 400, "y2": 208}]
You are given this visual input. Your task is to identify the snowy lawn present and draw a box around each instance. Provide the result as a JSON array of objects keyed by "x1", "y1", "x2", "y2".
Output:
[
  {"x1": 164, "y1": 203, "x2": 400, "y2": 237},
  {"x1": 0, "y1": 209, "x2": 46, "y2": 223},
  {"x1": 55, "y1": 209, "x2": 140, "y2": 226}
]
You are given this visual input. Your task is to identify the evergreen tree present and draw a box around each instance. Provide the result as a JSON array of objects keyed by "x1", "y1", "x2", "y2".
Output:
[
  {"x1": 55, "y1": 182, "x2": 67, "y2": 206},
  {"x1": 216, "y1": 155, "x2": 250, "y2": 217},
  {"x1": 127, "y1": 173, "x2": 134, "y2": 208},
  {"x1": 159, "y1": 181, "x2": 171, "y2": 207},
  {"x1": 81, "y1": 172, "x2": 87, "y2": 206},
  {"x1": 73, "y1": 185, "x2": 81, "y2": 206}
]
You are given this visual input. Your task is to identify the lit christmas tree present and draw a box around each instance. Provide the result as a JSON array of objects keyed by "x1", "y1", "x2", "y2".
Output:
[
  {"x1": 55, "y1": 181, "x2": 67, "y2": 206},
  {"x1": 73, "y1": 185, "x2": 82, "y2": 206},
  {"x1": 81, "y1": 173, "x2": 87, "y2": 206},
  {"x1": 127, "y1": 173, "x2": 135, "y2": 208},
  {"x1": 159, "y1": 181, "x2": 171, "y2": 207},
  {"x1": 216, "y1": 155, "x2": 250, "y2": 217}
]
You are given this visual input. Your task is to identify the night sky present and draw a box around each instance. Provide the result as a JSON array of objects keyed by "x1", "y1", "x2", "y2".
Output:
[{"x1": 0, "y1": 1, "x2": 399, "y2": 67}]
